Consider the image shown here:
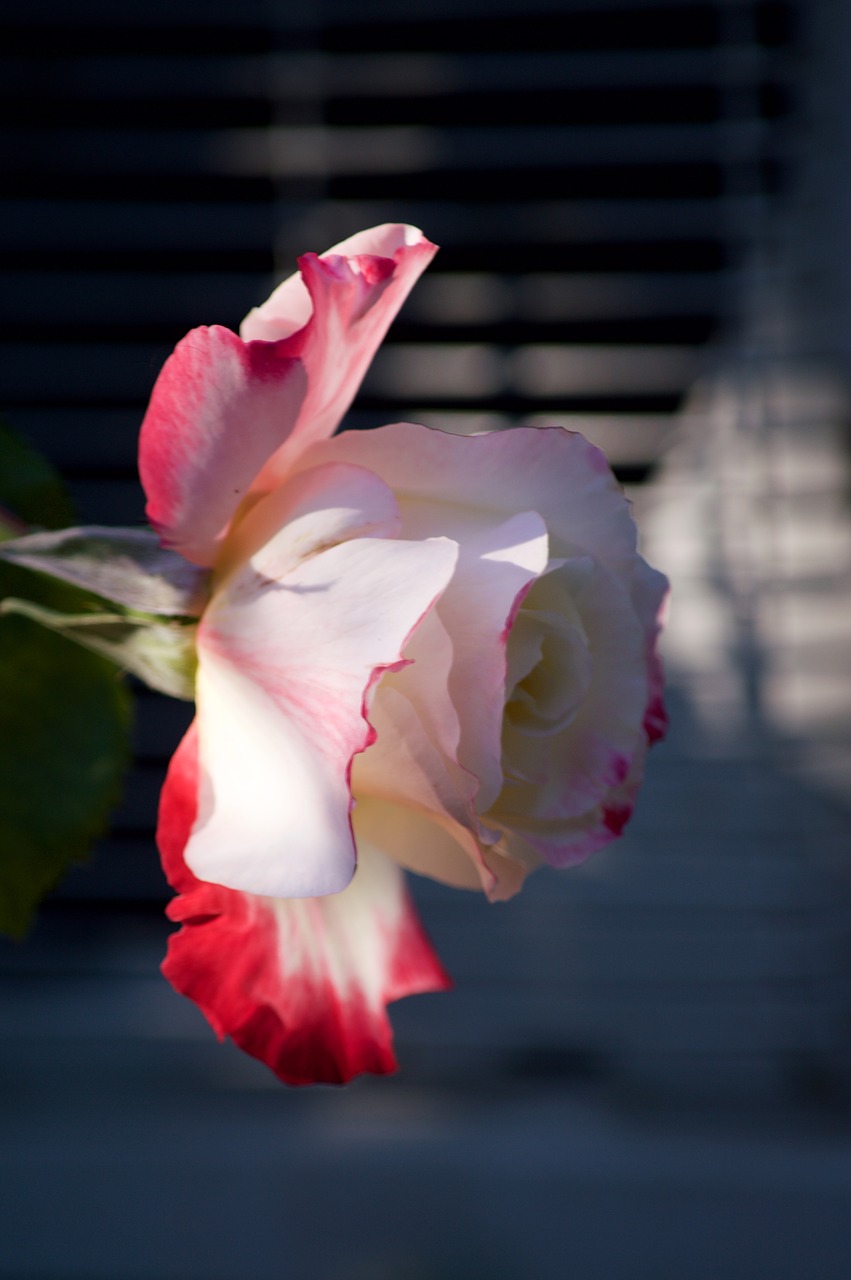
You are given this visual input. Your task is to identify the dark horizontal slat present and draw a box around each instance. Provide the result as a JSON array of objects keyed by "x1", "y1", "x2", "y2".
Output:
[
  {"x1": 0, "y1": 60, "x2": 790, "y2": 131},
  {"x1": 3, "y1": 22, "x2": 274, "y2": 56},
  {"x1": 293, "y1": 196, "x2": 765, "y2": 245},
  {"x1": 326, "y1": 86, "x2": 790, "y2": 129},
  {"x1": 0, "y1": 55, "x2": 274, "y2": 107},
  {"x1": 9, "y1": 173, "x2": 275, "y2": 203},
  {"x1": 2, "y1": 86, "x2": 790, "y2": 131},
  {"x1": 272, "y1": 49, "x2": 794, "y2": 94},
  {"x1": 328, "y1": 165, "x2": 727, "y2": 201},
  {"x1": 2, "y1": 272, "x2": 268, "y2": 328},
  {"x1": 3, "y1": 410, "x2": 143, "y2": 471},
  {"x1": 3, "y1": 127, "x2": 266, "y2": 174},
  {"x1": 66, "y1": 480, "x2": 147, "y2": 526},
  {"x1": 3, "y1": 96, "x2": 273, "y2": 130},
  {"x1": 321, "y1": 0, "x2": 791, "y2": 23},
  {"x1": 322, "y1": 6, "x2": 724, "y2": 53},
  {"x1": 0, "y1": 250, "x2": 272, "y2": 274},
  {"x1": 320, "y1": 0, "x2": 795, "y2": 47},
  {"x1": 0, "y1": 344, "x2": 166, "y2": 403},
  {"x1": 0, "y1": 200, "x2": 275, "y2": 251},
  {"x1": 4, "y1": 0, "x2": 272, "y2": 22}
]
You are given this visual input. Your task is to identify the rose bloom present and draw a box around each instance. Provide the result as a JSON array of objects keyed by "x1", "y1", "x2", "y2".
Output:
[{"x1": 139, "y1": 225, "x2": 668, "y2": 1085}]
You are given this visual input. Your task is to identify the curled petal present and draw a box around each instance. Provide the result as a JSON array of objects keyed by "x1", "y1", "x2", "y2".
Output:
[
  {"x1": 140, "y1": 231, "x2": 435, "y2": 565},
  {"x1": 158, "y1": 727, "x2": 450, "y2": 1086},
  {"x1": 139, "y1": 326, "x2": 306, "y2": 566},
  {"x1": 353, "y1": 606, "x2": 499, "y2": 895},
  {"x1": 242, "y1": 226, "x2": 438, "y2": 484},
  {"x1": 433, "y1": 511, "x2": 550, "y2": 813},
  {"x1": 188, "y1": 533, "x2": 459, "y2": 898},
  {"x1": 354, "y1": 508, "x2": 550, "y2": 897},
  {"x1": 320, "y1": 452, "x2": 550, "y2": 813}
]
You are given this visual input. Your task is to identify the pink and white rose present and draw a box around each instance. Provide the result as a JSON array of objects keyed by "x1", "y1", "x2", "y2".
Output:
[{"x1": 139, "y1": 225, "x2": 667, "y2": 1085}]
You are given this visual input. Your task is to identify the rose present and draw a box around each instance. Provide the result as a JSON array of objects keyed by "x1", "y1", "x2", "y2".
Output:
[{"x1": 139, "y1": 225, "x2": 667, "y2": 1085}]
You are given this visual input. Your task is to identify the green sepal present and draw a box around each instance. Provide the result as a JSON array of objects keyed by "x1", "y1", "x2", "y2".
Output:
[{"x1": 0, "y1": 598, "x2": 197, "y2": 701}]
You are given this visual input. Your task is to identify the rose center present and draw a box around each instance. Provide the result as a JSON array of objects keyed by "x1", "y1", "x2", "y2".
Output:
[{"x1": 504, "y1": 606, "x2": 592, "y2": 738}]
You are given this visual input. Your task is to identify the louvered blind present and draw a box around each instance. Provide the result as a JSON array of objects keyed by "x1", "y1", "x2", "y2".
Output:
[{"x1": 5, "y1": 0, "x2": 829, "y2": 1102}]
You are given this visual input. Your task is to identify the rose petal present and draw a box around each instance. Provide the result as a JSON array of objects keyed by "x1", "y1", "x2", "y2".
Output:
[
  {"x1": 494, "y1": 558, "x2": 647, "y2": 838},
  {"x1": 307, "y1": 422, "x2": 668, "y2": 818},
  {"x1": 355, "y1": 797, "x2": 530, "y2": 902},
  {"x1": 140, "y1": 229, "x2": 435, "y2": 567},
  {"x1": 242, "y1": 225, "x2": 438, "y2": 485},
  {"x1": 216, "y1": 460, "x2": 402, "y2": 587},
  {"x1": 158, "y1": 727, "x2": 450, "y2": 1086},
  {"x1": 187, "y1": 533, "x2": 458, "y2": 897},
  {"x1": 354, "y1": 599, "x2": 535, "y2": 901},
  {"x1": 139, "y1": 326, "x2": 307, "y2": 566},
  {"x1": 307, "y1": 422, "x2": 639, "y2": 570},
  {"x1": 358, "y1": 501, "x2": 550, "y2": 815},
  {"x1": 241, "y1": 224, "x2": 430, "y2": 342},
  {"x1": 355, "y1": 629, "x2": 471, "y2": 823}
]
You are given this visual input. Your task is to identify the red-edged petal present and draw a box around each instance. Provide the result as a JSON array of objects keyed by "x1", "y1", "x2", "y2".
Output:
[
  {"x1": 139, "y1": 326, "x2": 306, "y2": 566},
  {"x1": 140, "y1": 229, "x2": 435, "y2": 564},
  {"x1": 188, "y1": 532, "x2": 459, "y2": 898},
  {"x1": 158, "y1": 727, "x2": 450, "y2": 1086},
  {"x1": 242, "y1": 226, "x2": 438, "y2": 485}
]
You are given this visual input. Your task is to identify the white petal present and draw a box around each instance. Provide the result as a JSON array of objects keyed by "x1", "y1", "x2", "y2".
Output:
[
  {"x1": 187, "y1": 534, "x2": 458, "y2": 897},
  {"x1": 217, "y1": 460, "x2": 401, "y2": 585}
]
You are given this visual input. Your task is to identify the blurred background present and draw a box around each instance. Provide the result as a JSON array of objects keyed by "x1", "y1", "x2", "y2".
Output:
[{"x1": 1, "y1": 0, "x2": 851, "y2": 1276}]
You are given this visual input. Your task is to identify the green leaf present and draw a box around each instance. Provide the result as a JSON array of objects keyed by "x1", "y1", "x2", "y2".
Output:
[
  {"x1": 0, "y1": 576, "x2": 132, "y2": 938},
  {"x1": 0, "y1": 421, "x2": 75, "y2": 531},
  {"x1": 0, "y1": 526, "x2": 208, "y2": 617},
  {"x1": 0, "y1": 421, "x2": 134, "y2": 937},
  {"x1": 0, "y1": 597, "x2": 197, "y2": 700}
]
